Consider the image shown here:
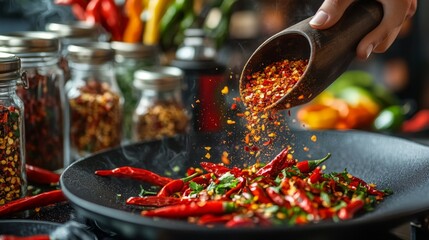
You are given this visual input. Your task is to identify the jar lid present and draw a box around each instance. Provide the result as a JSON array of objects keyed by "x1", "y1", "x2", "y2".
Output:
[
  {"x1": 0, "y1": 32, "x2": 59, "y2": 54},
  {"x1": 67, "y1": 42, "x2": 114, "y2": 64},
  {"x1": 111, "y1": 41, "x2": 159, "y2": 59},
  {"x1": 134, "y1": 66, "x2": 183, "y2": 91},
  {"x1": 45, "y1": 22, "x2": 101, "y2": 39},
  {"x1": 0, "y1": 52, "x2": 21, "y2": 81}
]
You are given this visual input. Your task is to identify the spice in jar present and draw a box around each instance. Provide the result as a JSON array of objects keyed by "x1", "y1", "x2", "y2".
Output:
[
  {"x1": 0, "y1": 106, "x2": 24, "y2": 205},
  {"x1": 132, "y1": 66, "x2": 189, "y2": 142},
  {"x1": 68, "y1": 79, "x2": 122, "y2": 153},
  {"x1": 66, "y1": 43, "x2": 123, "y2": 159},
  {"x1": 0, "y1": 52, "x2": 26, "y2": 205},
  {"x1": 0, "y1": 32, "x2": 69, "y2": 171}
]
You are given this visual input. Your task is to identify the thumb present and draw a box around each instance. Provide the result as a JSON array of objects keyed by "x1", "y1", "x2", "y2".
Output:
[{"x1": 309, "y1": 0, "x2": 355, "y2": 29}]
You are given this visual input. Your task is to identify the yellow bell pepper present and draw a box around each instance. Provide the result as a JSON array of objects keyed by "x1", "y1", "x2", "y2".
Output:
[{"x1": 143, "y1": 0, "x2": 171, "y2": 45}]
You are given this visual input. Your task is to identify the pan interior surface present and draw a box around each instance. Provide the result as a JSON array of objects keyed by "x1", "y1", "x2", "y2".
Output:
[{"x1": 60, "y1": 130, "x2": 429, "y2": 240}]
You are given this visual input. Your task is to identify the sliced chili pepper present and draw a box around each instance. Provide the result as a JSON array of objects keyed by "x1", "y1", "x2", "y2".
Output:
[
  {"x1": 349, "y1": 176, "x2": 385, "y2": 197},
  {"x1": 199, "y1": 162, "x2": 241, "y2": 177},
  {"x1": 126, "y1": 196, "x2": 198, "y2": 207},
  {"x1": 291, "y1": 189, "x2": 318, "y2": 216},
  {"x1": 198, "y1": 213, "x2": 234, "y2": 225},
  {"x1": 156, "y1": 172, "x2": 200, "y2": 197},
  {"x1": 95, "y1": 166, "x2": 173, "y2": 186},
  {"x1": 296, "y1": 153, "x2": 331, "y2": 173},
  {"x1": 249, "y1": 183, "x2": 272, "y2": 204},
  {"x1": 141, "y1": 201, "x2": 236, "y2": 218},
  {"x1": 256, "y1": 147, "x2": 293, "y2": 178},
  {"x1": 0, "y1": 190, "x2": 66, "y2": 217},
  {"x1": 25, "y1": 164, "x2": 60, "y2": 185},
  {"x1": 337, "y1": 197, "x2": 365, "y2": 220}
]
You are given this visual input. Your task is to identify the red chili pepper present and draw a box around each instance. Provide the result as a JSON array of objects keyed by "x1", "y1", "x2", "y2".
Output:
[
  {"x1": 95, "y1": 166, "x2": 173, "y2": 186},
  {"x1": 197, "y1": 214, "x2": 234, "y2": 225},
  {"x1": 309, "y1": 166, "x2": 322, "y2": 183},
  {"x1": 337, "y1": 197, "x2": 365, "y2": 220},
  {"x1": 156, "y1": 172, "x2": 200, "y2": 197},
  {"x1": 126, "y1": 196, "x2": 198, "y2": 207},
  {"x1": 349, "y1": 176, "x2": 385, "y2": 197},
  {"x1": 0, "y1": 235, "x2": 50, "y2": 240},
  {"x1": 190, "y1": 173, "x2": 213, "y2": 185},
  {"x1": 85, "y1": 0, "x2": 102, "y2": 23},
  {"x1": 199, "y1": 162, "x2": 241, "y2": 177},
  {"x1": 100, "y1": 0, "x2": 123, "y2": 41},
  {"x1": 25, "y1": 164, "x2": 60, "y2": 185},
  {"x1": 225, "y1": 216, "x2": 255, "y2": 228},
  {"x1": 291, "y1": 189, "x2": 318, "y2": 216},
  {"x1": 296, "y1": 153, "x2": 331, "y2": 173},
  {"x1": 249, "y1": 183, "x2": 272, "y2": 204},
  {"x1": 256, "y1": 147, "x2": 294, "y2": 178},
  {"x1": 0, "y1": 190, "x2": 66, "y2": 217},
  {"x1": 224, "y1": 177, "x2": 246, "y2": 199},
  {"x1": 265, "y1": 187, "x2": 286, "y2": 206},
  {"x1": 141, "y1": 201, "x2": 236, "y2": 218}
]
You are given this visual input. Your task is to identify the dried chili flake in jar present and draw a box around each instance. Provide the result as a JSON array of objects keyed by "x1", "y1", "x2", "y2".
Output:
[
  {"x1": 132, "y1": 66, "x2": 189, "y2": 142},
  {"x1": 66, "y1": 43, "x2": 123, "y2": 160},
  {"x1": 0, "y1": 31, "x2": 69, "y2": 171},
  {"x1": 0, "y1": 52, "x2": 27, "y2": 205}
]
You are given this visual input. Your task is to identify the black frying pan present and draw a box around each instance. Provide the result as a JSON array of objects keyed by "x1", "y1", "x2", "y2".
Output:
[{"x1": 60, "y1": 130, "x2": 429, "y2": 240}]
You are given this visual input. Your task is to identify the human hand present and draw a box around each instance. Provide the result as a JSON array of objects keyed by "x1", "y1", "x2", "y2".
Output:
[{"x1": 309, "y1": 0, "x2": 417, "y2": 60}]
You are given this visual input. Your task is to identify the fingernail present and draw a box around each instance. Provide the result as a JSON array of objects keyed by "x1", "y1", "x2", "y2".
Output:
[
  {"x1": 309, "y1": 10, "x2": 329, "y2": 26},
  {"x1": 365, "y1": 44, "x2": 374, "y2": 59}
]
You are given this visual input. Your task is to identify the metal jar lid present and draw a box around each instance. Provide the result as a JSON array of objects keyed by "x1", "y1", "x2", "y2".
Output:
[
  {"x1": 110, "y1": 41, "x2": 159, "y2": 60},
  {"x1": 0, "y1": 31, "x2": 59, "y2": 55},
  {"x1": 67, "y1": 42, "x2": 115, "y2": 65},
  {"x1": 45, "y1": 22, "x2": 101, "y2": 39},
  {"x1": 0, "y1": 52, "x2": 21, "y2": 81},
  {"x1": 134, "y1": 66, "x2": 183, "y2": 91}
]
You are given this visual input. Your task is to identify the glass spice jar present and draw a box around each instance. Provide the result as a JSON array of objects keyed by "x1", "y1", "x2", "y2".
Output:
[
  {"x1": 45, "y1": 21, "x2": 108, "y2": 82},
  {"x1": 0, "y1": 32, "x2": 70, "y2": 171},
  {"x1": 0, "y1": 52, "x2": 28, "y2": 205},
  {"x1": 65, "y1": 43, "x2": 123, "y2": 160},
  {"x1": 132, "y1": 66, "x2": 189, "y2": 142},
  {"x1": 110, "y1": 41, "x2": 160, "y2": 142}
]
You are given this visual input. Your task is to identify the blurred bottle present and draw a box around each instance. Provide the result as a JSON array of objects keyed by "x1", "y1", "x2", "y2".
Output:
[{"x1": 171, "y1": 28, "x2": 226, "y2": 132}]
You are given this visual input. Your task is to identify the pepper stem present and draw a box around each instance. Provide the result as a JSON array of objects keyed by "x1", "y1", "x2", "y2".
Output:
[
  {"x1": 308, "y1": 152, "x2": 331, "y2": 171},
  {"x1": 181, "y1": 172, "x2": 201, "y2": 182}
]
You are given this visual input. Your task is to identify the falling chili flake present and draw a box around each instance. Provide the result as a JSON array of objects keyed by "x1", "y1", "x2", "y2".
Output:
[
  {"x1": 221, "y1": 86, "x2": 229, "y2": 95},
  {"x1": 227, "y1": 120, "x2": 236, "y2": 125},
  {"x1": 311, "y1": 135, "x2": 317, "y2": 142}
]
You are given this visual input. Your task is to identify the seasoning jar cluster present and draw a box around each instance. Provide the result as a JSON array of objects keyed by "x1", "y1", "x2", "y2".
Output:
[
  {"x1": 0, "y1": 32, "x2": 69, "y2": 171},
  {"x1": 0, "y1": 52, "x2": 27, "y2": 205},
  {"x1": 132, "y1": 66, "x2": 189, "y2": 142},
  {"x1": 65, "y1": 43, "x2": 123, "y2": 160},
  {"x1": 111, "y1": 41, "x2": 160, "y2": 141}
]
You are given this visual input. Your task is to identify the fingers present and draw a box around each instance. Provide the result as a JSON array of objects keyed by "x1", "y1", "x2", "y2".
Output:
[
  {"x1": 309, "y1": 0, "x2": 355, "y2": 29},
  {"x1": 356, "y1": 0, "x2": 415, "y2": 59}
]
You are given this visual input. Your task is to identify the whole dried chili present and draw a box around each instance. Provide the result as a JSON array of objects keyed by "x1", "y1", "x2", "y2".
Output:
[
  {"x1": 95, "y1": 166, "x2": 173, "y2": 187},
  {"x1": 249, "y1": 183, "x2": 272, "y2": 204},
  {"x1": 142, "y1": 201, "x2": 236, "y2": 218},
  {"x1": 337, "y1": 197, "x2": 365, "y2": 220},
  {"x1": 16, "y1": 70, "x2": 66, "y2": 171},
  {"x1": 296, "y1": 153, "x2": 331, "y2": 173},
  {"x1": 199, "y1": 162, "x2": 241, "y2": 177},
  {"x1": 223, "y1": 177, "x2": 245, "y2": 199},
  {"x1": 156, "y1": 172, "x2": 200, "y2": 197},
  {"x1": 25, "y1": 164, "x2": 60, "y2": 185},
  {"x1": 0, "y1": 105, "x2": 24, "y2": 206},
  {"x1": 255, "y1": 147, "x2": 294, "y2": 178},
  {"x1": 0, "y1": 235, "x2": 50, "y2": 240},
  {"x1": 0, "y1": 189, "x2": 66, "y2": 217},
  {"x1": 126, "y1": 196, "x2": 198, "y2": 207}
]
